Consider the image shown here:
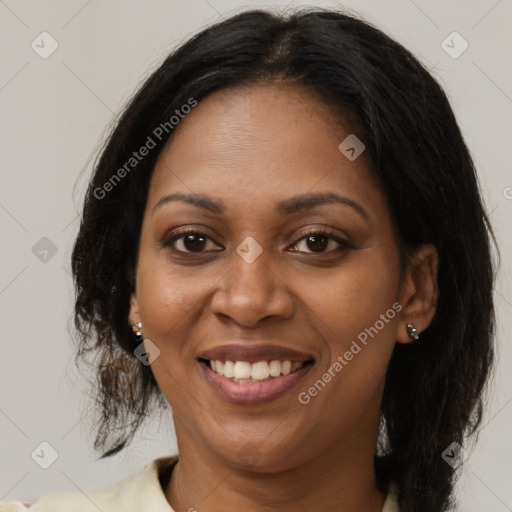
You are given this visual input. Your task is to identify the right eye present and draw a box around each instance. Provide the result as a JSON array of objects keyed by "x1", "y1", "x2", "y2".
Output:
[{"x1": 163, "y1": 229, "x2": 223, "y2": 253}]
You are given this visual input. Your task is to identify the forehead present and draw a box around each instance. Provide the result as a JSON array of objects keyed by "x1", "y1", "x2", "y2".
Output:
[{"x1": 147, "y1": 84, "x2": 386, "y2": 221}]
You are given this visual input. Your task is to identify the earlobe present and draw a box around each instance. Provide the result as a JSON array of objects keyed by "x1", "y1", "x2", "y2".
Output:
[
  {"x1": 396, "y1": 244, "x2": 439, "y2": 344},
  {"x1": 129, "y1": 292, "x2": 141, "y2": 324}
]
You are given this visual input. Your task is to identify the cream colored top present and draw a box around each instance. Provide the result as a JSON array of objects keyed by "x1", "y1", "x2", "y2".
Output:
[{"x1": 0, "y1": 456, "x2": 399, "y2": 511}]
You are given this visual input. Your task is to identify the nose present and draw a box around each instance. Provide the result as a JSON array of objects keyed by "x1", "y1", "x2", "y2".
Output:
[{"x1": 210, "y1": 250, "x2": 294, "y2": 327}]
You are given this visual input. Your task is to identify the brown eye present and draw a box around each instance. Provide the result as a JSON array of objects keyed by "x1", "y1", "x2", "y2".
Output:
[
  {"x1": 290, "y1": 230, "x2": 351, "y2": 254},
  {"x1": 303, "y1": 234, "x2": 330, "y2": 252},
  {"x1": 164, "y1": 230, "x2": 221, "y2": 253}
]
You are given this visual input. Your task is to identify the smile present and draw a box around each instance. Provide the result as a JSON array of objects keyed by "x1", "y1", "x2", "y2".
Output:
[
  {"x1": 197, "y1": 344, "x2": 315, "y2": 405},
  {"x1": 206, "y1": 359, "x2": 308, "y2": 382}
]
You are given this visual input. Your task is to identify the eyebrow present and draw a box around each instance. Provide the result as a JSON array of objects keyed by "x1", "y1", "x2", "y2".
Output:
[{"x1": 152, "y1": 191, "x2": 368, "y2": 219}]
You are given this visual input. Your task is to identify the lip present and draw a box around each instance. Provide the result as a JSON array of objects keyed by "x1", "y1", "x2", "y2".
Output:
[
  {"x1": 198, "y1": 343, "x2": 313, "y2": 363},
  {"x1": 198, "y1": 359, "x2": 314, "y2": 405}
]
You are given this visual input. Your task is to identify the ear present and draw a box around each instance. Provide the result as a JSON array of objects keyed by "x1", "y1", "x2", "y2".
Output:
[
  {"x1": 396, "y1": 244, "x2": 439, "y2": 344},
  {"x1": 129, "y1": 291, "x2": 142, "y2": 326}
]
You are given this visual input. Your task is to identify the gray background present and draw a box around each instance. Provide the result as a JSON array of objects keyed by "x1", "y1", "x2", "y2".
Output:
[{"x1": 1, "y1": 0, "x2": 511, "y2": 510}]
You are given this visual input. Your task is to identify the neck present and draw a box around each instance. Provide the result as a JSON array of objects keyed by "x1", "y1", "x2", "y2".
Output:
[{"x1": 165, "y1": 420, "x2": 386, "y2": 512}]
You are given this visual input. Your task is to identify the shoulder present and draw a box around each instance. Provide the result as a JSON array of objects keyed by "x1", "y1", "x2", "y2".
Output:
[
  {"x1": 0, "y1": 456, "x2": 178, "y2": 512},
  {"x1": 382, "y1": 482, "x2": 400, "y2": 512}
]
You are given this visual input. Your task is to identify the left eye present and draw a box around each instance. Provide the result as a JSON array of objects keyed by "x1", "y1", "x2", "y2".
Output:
[{"x1": 289, "y1": 232, "x2": 349, "y2": 253}]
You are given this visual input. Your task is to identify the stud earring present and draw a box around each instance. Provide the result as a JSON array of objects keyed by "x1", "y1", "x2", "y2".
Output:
[
  {"x1": 130, "y1": 321, "x2": 143, "y2": 338},
  {"x1": 406, "y1": 322, "x2": 419, "y2": 342}
]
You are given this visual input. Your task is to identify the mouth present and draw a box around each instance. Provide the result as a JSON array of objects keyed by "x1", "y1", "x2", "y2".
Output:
[
  {"x1": 199, "y1": 358, "x2": 312, "y2": 382},
  {"x1": 197, "y1": 344, "x2": 315, "y2": 405}
]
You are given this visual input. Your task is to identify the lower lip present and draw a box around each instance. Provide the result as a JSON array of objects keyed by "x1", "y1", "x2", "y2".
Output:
[{"x1": 198, "y1": 361, "x2": 313, "y2": 405}]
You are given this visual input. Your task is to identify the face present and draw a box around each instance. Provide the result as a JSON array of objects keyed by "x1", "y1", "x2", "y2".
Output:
[{"x1": 130, "y1": 84, "x2": 417, "y2": 472}]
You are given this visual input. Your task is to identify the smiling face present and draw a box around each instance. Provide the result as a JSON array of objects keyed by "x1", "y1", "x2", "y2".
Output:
[{"x1": 129, "y1": 83, "x2": 427, "y2": 473}]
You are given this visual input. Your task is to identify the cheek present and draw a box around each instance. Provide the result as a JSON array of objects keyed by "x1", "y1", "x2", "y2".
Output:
[
  {"x1": 301, "y1": 249, "x2": 400, "y2": 340},
  {"x1": 134, "y1": 249, "x2": 229, "y2": 379},
  {"x1": 134, "y1": 251, "x2": 203, "y2": 357},
  {"x1": 294, "y1": 246, "x2": 401, "y2": 413},
  {"x1": 134, "y1": 257, "x2": 203, "y2": 407},
  {"x1": 138, "y1": 265, "x2": 194, "y2": 319}
]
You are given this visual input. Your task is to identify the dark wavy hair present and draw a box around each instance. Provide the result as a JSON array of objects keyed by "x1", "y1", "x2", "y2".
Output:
[{"x1": 71, "y1": 8, "x2": 496, "y2": 512}]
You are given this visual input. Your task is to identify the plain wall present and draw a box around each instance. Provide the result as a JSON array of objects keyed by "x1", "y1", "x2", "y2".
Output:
[{"x1": 1, "y1": 1, "x2": 511, "y2": 510}]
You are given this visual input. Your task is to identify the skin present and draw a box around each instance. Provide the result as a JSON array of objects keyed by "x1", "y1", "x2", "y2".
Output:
[{"x1": 129, "y1": 83, "x2": 438, "y2": 512}]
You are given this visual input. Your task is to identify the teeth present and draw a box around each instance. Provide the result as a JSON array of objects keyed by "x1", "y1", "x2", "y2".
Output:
[
  {"x1": 251, "y1": 361, "x2": 270, "y2": 380},
  {"x1": 282, "y1": 360, "x2": 292, "y2": 375},
  {"x1": 208, "y1": 359, "x2": 307, "y2": 381},
  {"x1": 223, "y1": 360, "x2": 235, "y2": 378},
  {"x1": 291, "y1": 361, "x2": 302, "y2": 372},
  {"x1": 234, "y1": 361, "x2": 252, "y2": 379},
  {"x1": 215, "y1": 360, "x2": 224, "y2": 376},
  {"x1": 269, "y1": 360, "x2": 281, "y2": 377}
]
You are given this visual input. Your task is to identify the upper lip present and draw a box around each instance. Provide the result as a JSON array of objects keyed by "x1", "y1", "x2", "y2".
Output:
[{"x1": 198, "y1": 344, "x2": 314, "y2": 363}]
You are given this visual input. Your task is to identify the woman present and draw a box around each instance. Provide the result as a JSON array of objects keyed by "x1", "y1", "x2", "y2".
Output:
[{"x1": 1, "y1": 7, "x2": 496, "y2": 512}]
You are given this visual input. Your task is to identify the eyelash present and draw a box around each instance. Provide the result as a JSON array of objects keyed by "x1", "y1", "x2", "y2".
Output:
[{"x1": 162, "y1": 227, "x2": 353, "y2": 255}]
